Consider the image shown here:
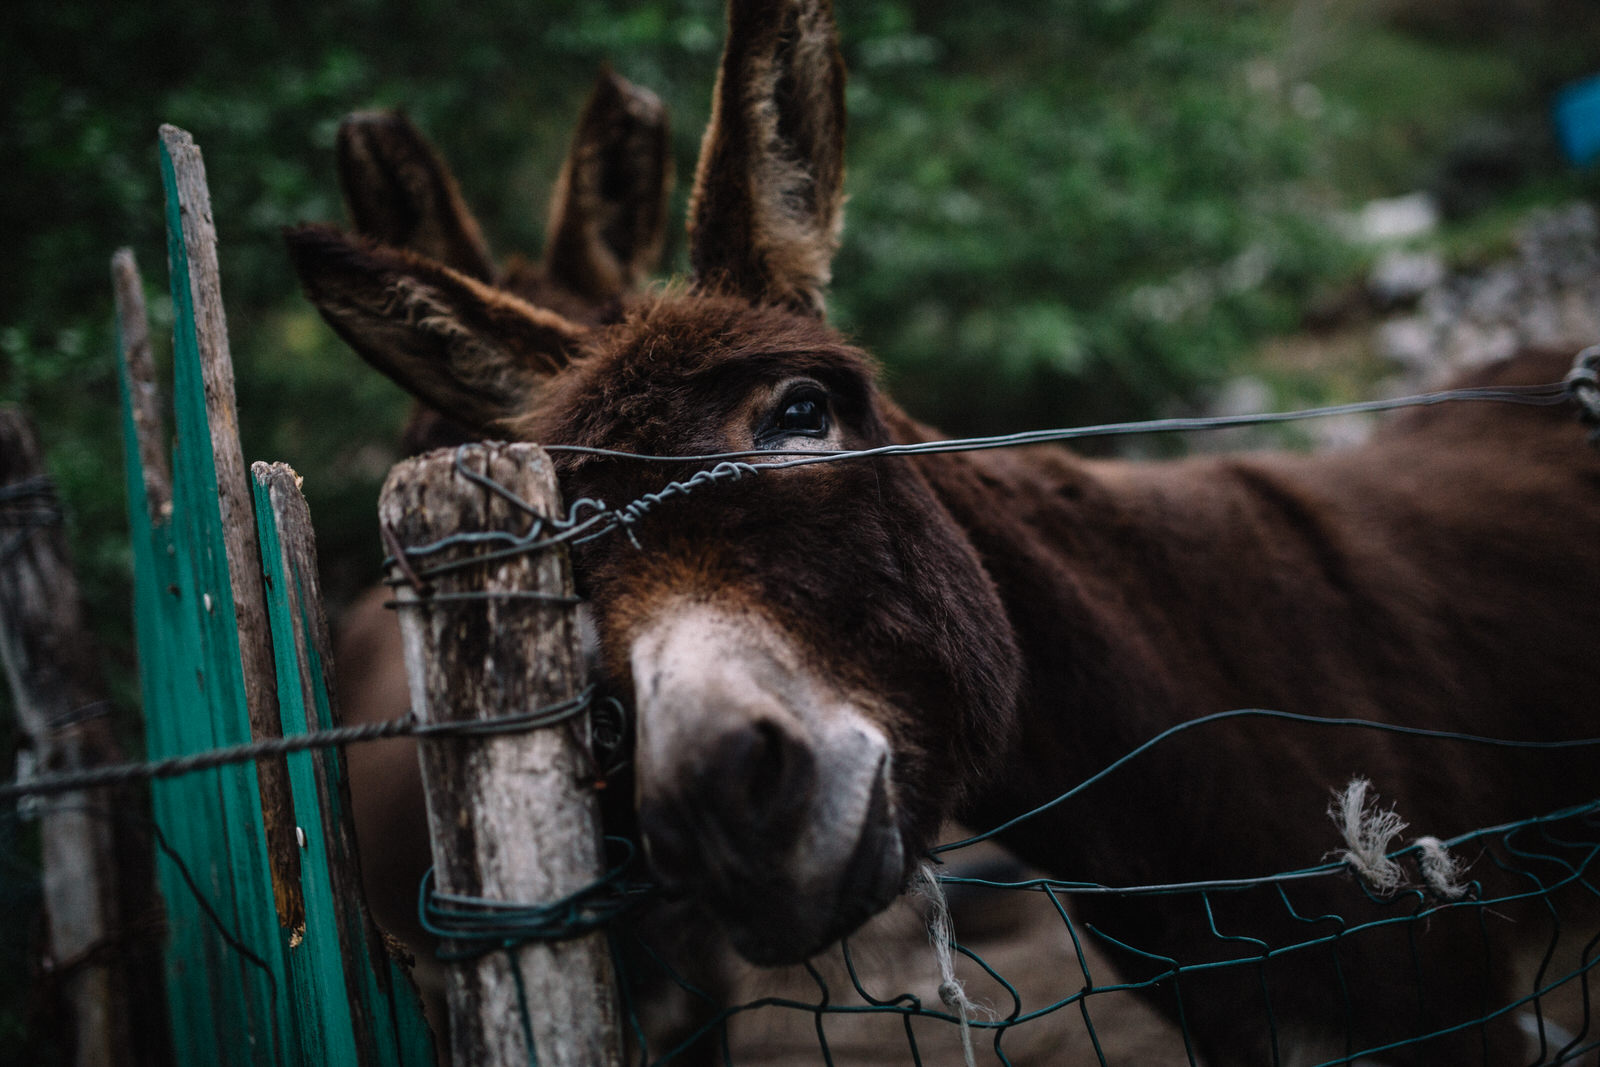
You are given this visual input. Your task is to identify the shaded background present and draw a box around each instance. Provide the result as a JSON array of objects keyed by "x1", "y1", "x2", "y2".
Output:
[{"x1": 3, "y1": 0, "x2": 1599, "y2": 1056}]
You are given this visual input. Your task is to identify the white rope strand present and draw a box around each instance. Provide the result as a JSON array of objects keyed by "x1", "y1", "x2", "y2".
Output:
[
  {"x1": 1329, "y1": 778, "x2": 1408, "y2": 895},
  {"x1": 914, "y1": 862, "x2": 982, "y2": 1067},
  {"x1": 1414, "y1": 835, "x2": 1469, "y2": 899}
]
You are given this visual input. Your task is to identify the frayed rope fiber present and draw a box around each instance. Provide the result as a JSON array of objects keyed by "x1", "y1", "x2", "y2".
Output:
[
  {"x1": 1330, "y1": 777, "x2": 1408, "y2": 894},
  {"x1": 914, "y1": 863, "x2": 983, "y2": 1067},
  {"x1": 1329, "y1": 778, "x2": 1469, "y2": 899},
  {"x1": 1415, "y1": 835, "x2": 1469, "y2": 900}
]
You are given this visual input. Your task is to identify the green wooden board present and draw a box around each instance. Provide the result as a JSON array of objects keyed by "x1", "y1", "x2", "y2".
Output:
[
  {"x1": 116, "y1": 128, "x2": 435, "y2": 1066},
  {"x1": 253, "y1": 470, "x2": 437, "y2": 1067}
]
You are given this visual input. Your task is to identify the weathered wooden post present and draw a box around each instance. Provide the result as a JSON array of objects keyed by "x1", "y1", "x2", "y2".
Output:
[
  {"x1": 0, "y1": 407, "x2": 134, "y2": 1067},
  {"x1": 379, "y1": 443, "x2": 623, "y2": 1067}
]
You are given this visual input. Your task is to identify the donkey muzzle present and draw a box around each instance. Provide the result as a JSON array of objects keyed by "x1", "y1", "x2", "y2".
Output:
[{"x1": 629, "y1": 602, "x2": 906, "y2": 963}]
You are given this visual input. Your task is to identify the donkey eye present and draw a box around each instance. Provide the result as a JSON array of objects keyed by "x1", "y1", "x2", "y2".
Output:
[
  {"x1": 762, "y1": 386, "x2": 830, "y2": 441},
  {"x1": 778, "y1": 396, "x2": 827, "y2": 434}
]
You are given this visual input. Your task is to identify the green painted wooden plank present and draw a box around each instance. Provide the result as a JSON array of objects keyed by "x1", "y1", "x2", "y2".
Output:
[
  {"x1": 253, "y1": 467, "x2": 437, "y2": 1067},
  {"x1": 120, "y1": 131, "x2": 437, "y2": 1067},
  {"x1": 253, "y1": 472, "x2": 357, "y2": 1066},
  {"x1": 115, "y1": 266, "x2": 204, "y2": 1060}
]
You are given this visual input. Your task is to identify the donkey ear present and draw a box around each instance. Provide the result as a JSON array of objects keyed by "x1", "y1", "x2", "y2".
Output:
[
  {"x1": 544, "y1": 68, "x2": 673, "y2": 303},
  {"x1": 688, "y1": 0, "x2": 846, "y2": 317},
  {"x1": 336, "y1": 111, "x2": 499, "y2": 285},
  {"x1": 284, "y1": 225, "x2": 583, "y2": 434}
]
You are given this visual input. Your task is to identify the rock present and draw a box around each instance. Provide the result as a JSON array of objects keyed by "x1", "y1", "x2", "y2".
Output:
[
  {"x1": 1372, "y1": 200, "x2": 1600, "y2": 385},
  {"x1": 1369, "y1": 250, "x2": 1446, "y2": 308},
  {"x1": 1354, "y1": 192, "x2": 1440, "y2": 243}
]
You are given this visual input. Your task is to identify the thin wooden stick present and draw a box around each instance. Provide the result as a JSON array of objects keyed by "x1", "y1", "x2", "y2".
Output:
[
  {"x1": 111, "y1": 248, "x2": 170, "y2": 522},
  {"x1": 159, "y1": 124, "x2": 304, "y2": 930}
]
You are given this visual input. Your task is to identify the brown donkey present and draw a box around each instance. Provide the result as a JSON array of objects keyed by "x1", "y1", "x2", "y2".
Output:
[{"x1": 291, "y1": 0, "x2": 1600, "y2": 1062}]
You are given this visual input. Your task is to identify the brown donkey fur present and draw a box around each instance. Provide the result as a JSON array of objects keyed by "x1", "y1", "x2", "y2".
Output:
[{"x1": 292, "y1": 1, "x2": 1600, "y2": 1062}]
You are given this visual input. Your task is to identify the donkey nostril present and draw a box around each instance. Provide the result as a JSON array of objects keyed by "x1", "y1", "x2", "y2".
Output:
[
  {"x1": 638, "y1": 721, "x2": 820, "y2": 896},
  {"x1": 702, "y1": 719, "x2": 816, "y2": 843},
  {"x1": 745, "y1": 720, "x2": 787, "y2": 808}
]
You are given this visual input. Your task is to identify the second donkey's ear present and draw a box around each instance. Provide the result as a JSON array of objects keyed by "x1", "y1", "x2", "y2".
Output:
[
  {"x1": 688, "y1": 0, "x2": 846, "y2": 318},
  {"x1": 544, "y1": 68, "x2": 673, "y2": 303},
  {"x1": 336, "y1": 111, "x2": 499, "y2": 285},
  {"x1": 284, "y1": 225, "x2": 583, "y2": 434}
]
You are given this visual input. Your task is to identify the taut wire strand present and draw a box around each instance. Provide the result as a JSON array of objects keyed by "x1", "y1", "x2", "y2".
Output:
[
  {"x1": 379, "y1": 377, "x2": 1586, "y2": 578},
  {"x1": 537, "y1": 380, "x2": 1574, "y2": 466}
]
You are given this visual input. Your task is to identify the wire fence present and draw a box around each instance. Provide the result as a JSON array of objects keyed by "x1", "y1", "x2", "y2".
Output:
[
  {"x1": 14, "y1": 717, "x2": 1594, "y2": 1064},
  {"x1": 6, "y1": 367, "x2": 1600, "y2": 1064},
  {"x1": 299, "y1": 363, "x2": 1600, "y2": 1065},
  {"x1": 9, "y1": 735, "x2": 1596, "y2": 1064},
  {"x1": 600, "y1": 752, "x2": 1600, "y2": 1066}
]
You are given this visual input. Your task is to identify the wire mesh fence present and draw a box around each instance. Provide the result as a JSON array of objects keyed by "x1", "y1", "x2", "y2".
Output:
[
  {"x1": 11, "y1": 416, "x2": 1600, "y2": 1064},
  {"x1": 6, "y1": 753, "x2": 1596, "y2": 1065},
  {"x1": 596, "y1": 765, "x2": 1600, "y2": 1066}
]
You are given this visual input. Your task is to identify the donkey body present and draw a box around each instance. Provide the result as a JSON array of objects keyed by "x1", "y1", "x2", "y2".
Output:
[{"x1": 293, "y1": 2, "x2": 1600, "y2": 1062}]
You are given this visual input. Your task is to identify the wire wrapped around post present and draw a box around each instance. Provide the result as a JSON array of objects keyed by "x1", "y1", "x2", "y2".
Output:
[{"x1": 379, "y1": 442, "x2": 623, "y2": 1067}]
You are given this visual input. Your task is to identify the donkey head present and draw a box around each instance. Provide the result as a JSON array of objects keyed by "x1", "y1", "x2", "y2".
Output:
[{"x1": 289, "y1": 0, "x2": 1022, "y2": 963}]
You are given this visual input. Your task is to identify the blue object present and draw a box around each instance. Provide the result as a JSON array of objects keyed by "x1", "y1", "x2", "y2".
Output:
[{"x1": 1554, "y1": 73, "x2": 1600, "y2": 167}]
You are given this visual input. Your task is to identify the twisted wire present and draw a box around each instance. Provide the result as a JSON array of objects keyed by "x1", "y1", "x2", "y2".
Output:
[
  {"x1": 370, "y1": 378, "x2": 1590, "y2": 601},
  {"x1": 0, "y1": 687, "x2": 601, "y2": 802},
  {"x1": 419, "y1": 837, "x2": 651, "y2": 958}
]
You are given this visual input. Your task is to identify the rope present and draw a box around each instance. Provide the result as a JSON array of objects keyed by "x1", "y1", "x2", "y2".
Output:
[
  {"x1": 914, "y1": 863, "x2": 982, "y2": 1067},
  {"x1": 1329, "y1": 777, "x2": 1408, "y2": 895},
  {"x1": 1413, "y1": 835, "x2": 1469, "y2": 900}
]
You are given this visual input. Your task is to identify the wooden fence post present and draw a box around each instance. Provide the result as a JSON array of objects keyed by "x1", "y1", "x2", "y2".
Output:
[
  {"x1": 0, "y1": 407, "x2": 133, "y2": 1067},
  {"x1": 379, "y1": 443, "x2": 622, "y2": 1067}
]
